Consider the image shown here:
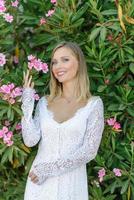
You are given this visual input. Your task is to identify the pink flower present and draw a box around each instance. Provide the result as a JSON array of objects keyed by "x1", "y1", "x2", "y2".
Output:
[
  {"x1": 0, "y1": 0, "x2": 5, "y2": 6},
  {"x1": 2, "y1": 126, "x2": 8, "y2": 134},
  {"x1": 13, "y1": 56, "x2": 19, "y2": 63},
  {"x1": 0, "y1": 85, "x2": 11, "y2": 94},
  {"x1": 15, "y1": 123, "x2": 22, "y2": 130},
  {"x1": 8, "y1": 83, "x2": 15, "y2": 90},
  {"x1": 8, "y1": 98, "x2": 15, "y2": 104},
  {"x1": 40, "y1": 17, "x2": 46, "y2": 25},
  {"x1": 3, "y1": 13, "x2": 14, "y2": 23},
  {"x1": 107, "y1": 118, "x2": 116, "y2": 126},
  {"x1": 113, "y1": 122, "x2": 121, "y2": 130},
  {"x1": 11, "y1": 0, "x2": 19, "y2": 7},
  {"x1": 51, "y1": 0, "x2": 57, "y2": 4},
  {"x1": 0, "y1": 53, "x2": 6, "y2": 66},
  {"x1": 6, "y1": 140, "x2": 14, "y2": 146},
  {"x1": 3, "y1": 130, "x2": 14, "y2": 146},
  {"x1": 104, "y1": 79, "x2": 110, "y2": 85},
  {"x1": 28, "y1": 55, "x2": 49, "y2": 73},
  {"x1": 46, "y1": 9, "x2": 55, "y2": 17},
  {"x1": 98, "y1": 168, "x2": 106, "y2": 182},
  {"x1": 4, "y1": 120, "x2": 10, "y2": 126},
  {"x1": 11, "y1": 87, "x2": 22, "y2": 98},
  {"x1": 6, "y1": 131, "x2": 13, "y2": 139},
  {"x1": 0, "y1": 5, "x2": 6, "y2": 13},
  {"x1": 113, "y1": 168, "x2": 122, "y2": 176},
  {"x1": 34, "y1": 94, "x2": 40, "y2": 100},
  {"x1": 41, "y1": 63, "x2": 49, "y2": 73},
  {"x1": 28, "y1": 55, "x2": 36, "y2": 61},
  {"x1": 107, "y1": 117, "x2": 122, "y2": 132},
  {"x1": 0, "y1": 130, "x2": 4, "y2": 138}
]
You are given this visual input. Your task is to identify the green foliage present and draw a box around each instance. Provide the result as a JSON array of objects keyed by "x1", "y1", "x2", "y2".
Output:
[{"x1": 0, "y1": 0, "x2": 134, "y2": 199}]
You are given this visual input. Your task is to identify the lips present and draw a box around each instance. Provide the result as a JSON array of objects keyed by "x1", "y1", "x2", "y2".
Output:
[{"x1": 56, "y1": 71, "x2": 66, "y2": 76}]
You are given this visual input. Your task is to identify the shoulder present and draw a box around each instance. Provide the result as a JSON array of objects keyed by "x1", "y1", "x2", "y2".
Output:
[
  {"x1": 88, "y1": 96, "x2": 104, "y2": 111},
  {"x1": 37, "y1": 95, "x2": 48, "y2": 106},
  {"x1": 90, "y1": 95, "x2": 103, "y2": 104}
]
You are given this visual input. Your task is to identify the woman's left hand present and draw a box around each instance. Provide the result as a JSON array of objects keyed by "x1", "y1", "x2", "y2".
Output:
[{"x1": 29, "y1": 171, "x2": 39, "y2": 184}]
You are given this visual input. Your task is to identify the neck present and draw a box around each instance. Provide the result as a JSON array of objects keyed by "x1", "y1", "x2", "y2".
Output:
[{"x1": 62, "y1": 81, "x2": 77, "y2": 99}]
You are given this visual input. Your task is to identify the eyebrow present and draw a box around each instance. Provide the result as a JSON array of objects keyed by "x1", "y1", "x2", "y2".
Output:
[{"x1": 52, "y1": 56, "x2": 70, "y2": 61}]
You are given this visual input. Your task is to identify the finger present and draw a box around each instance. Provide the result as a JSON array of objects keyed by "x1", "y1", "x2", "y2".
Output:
[
  {"x1": 29, "y1": 171, "x2": 33, "y2": 177},
  {"x1": 27, "y1": 75, "x2": 32, "y2": 87},
  {"x1": 31, "y1": 176, "x2": 39, "y2": 183},
  {"x1": 25, "y1": 69, "x2": 30, "y2": 83},
  {"x1": 24, "y1": 70, "x2": 29, "y2": 87},
  {"x1": 31, "y1": 82, "x2": 34, "y2": 89}
]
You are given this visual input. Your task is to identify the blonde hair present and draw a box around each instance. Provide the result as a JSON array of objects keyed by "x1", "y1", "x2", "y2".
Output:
[{"x1": 47, "y1": 41, "x2": 92, "y2": 102}]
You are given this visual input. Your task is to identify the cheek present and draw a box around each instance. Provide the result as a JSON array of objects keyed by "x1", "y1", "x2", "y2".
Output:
[{"x1": 68, "y1": 63, "x2": 78, "y2": 76}]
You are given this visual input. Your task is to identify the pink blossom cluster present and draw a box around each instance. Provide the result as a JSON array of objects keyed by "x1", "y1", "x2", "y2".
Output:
[
  {"x1": 98, "y1": 167, "x2": 122, "y2": 182},
  {"x1": 39, "y1": 0, "x2": 56, "y2": 25},
  {"x1": 113, "y1": 168, "x2": 122, "y2": 176},
  {"x1": 0, "y1": 83, "x2": 23, "y2": 104},
  {"x1": 0, "y1": 0, "x2": 19, "y2": 23},
  {"x1": 4, "y1": 120, "x2": 22, "y2": 131},
  {"x1": 46, "y1": 9, "x2": 55, "y2": 17},
  {"x1": 0, "y1": 0, "x2": 6, "y2": 13},
  {"x1": 11, "y1": 0, "x2": 19, "y2": 7},
  {"x1": 0, "y1": 126, "x2": 13, "y2": 146},
  {"x1": 98, "y1": 168, "x2": 106, "y2": 182},
  {"x1": 28, "y1": 55, "x2": 49, "y2": 73},
  {"x1": 0, "y1": 53, "x2": 6, "y2": 67},
  {"x1": 51, "y1": 0, "x2": 57, "y2": 4},
  {"x1": 106, "y1": 117, "x2": 121, "y2": 132},
  {"x1": 34, "y1": 93, "x2": 40, "y2": 101},
  {"x1": 0, "y1": 0, "x2": 13, "y2": 23}
]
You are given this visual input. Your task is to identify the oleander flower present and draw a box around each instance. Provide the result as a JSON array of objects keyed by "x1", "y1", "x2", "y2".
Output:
[
  {"x1": 3, "y1": 13, "x2": 13, "y2": 23},
  {"x1": 40, "y1": 17, "x2": 46, "y2": 25},
  {"x1": 46, "y1": 9, "x2": 55, "y2": 17},
  {"x1": 0, "y1": 53, "x2": 6, "y2": 66},
  {"x1": 98, "y1": 168, "x2": 106, "y2": 182},
  {"x1": 113, "y1": 168, "x2": 122, "y2": 177},
  {"x1": 51, "y1": 0, "x2": 57, "y2": 4},
  {"x1": 11, "y1": 0, "x2": 19, "y2": 7}
]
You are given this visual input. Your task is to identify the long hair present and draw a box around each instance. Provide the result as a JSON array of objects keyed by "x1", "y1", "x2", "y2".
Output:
[{"x1": 47, "y1": 41, "x2": 92, "y2": 102}]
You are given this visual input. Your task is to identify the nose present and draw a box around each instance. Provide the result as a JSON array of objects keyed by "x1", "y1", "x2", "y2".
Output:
[{"x1": 53, "y1": 61, "x2": 63, "y2": 70}]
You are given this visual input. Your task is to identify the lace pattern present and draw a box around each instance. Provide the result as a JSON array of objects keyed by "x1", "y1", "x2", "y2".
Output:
[
  {"x1": 32, "y1": 98, "x2": 104, "y2": 185},
  {"x1": 21, "y1": 88, "x2": 41, "y2": 147}
]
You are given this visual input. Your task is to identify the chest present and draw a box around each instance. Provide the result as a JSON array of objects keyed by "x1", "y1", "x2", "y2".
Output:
[{"x1": 47, "y1": 100, "x2": 88, "y2": 123}]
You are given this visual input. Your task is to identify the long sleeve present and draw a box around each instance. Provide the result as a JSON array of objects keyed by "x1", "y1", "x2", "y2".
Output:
[
  {"x1": 32, "y1": 97, "x2": 104, "y2": 185},
  {"x1": 21, "y1": 88, "x2": 41, "y2": 147}
]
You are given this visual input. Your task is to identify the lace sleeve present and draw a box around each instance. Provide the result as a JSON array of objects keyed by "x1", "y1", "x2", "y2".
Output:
[
  {"x1": 21, "y1": 88, "x2": 41, "y2": 147},
  {"x1": 32, "y1": 97, "x2": 104, "y2": 185}
]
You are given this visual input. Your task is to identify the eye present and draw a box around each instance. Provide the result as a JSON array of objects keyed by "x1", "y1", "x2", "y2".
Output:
[
  {"x1": 51, "y1": 61, "x2": 57, "y2": 65},
  {"x1": 63, "y1": 58, "x2": 69, "y2": 62}
]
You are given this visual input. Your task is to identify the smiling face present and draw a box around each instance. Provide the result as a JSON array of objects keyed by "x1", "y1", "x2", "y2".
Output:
[{"x1": 51, "y1": 47, "x2": 79, "y2": 84}]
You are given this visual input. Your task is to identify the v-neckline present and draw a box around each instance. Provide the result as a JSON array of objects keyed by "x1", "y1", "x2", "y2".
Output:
[{"x1": 43, "y1": 96, "x2": 97, "y2": 127}]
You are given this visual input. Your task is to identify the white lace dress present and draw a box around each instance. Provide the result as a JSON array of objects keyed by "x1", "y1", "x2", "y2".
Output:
[{"x1": 21, "y1": 88, "x2": 104, "y2": 200}]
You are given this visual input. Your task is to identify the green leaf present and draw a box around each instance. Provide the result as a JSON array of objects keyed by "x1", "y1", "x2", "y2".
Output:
[
  {"x1": 129, "y1": 63, "x2": 134, "y2": 74},
  {"x1": 100, "y1": 27, "x2": 107, "y2": 42},
  {"x1": 71, "y1": 3, "x2": 88, "y2": 22},
  {"x1": 89, "y1": 27, "x2": 101, "y2": 41},
  {"x1": 97, "y1": 85, "x2": 107, "y2": 92},
  {"x1": 110, "y1": 67, "x2": 127, "y2": 84},
  {"x1": 120, "y1": 180, "x2": 129, "y2": 194},
  {"x1": 101, "y1": 9, "x2": 117, "y2": 15},
  {"x1": 127, "y1": 107, "x2": 134, "y2": 117}
]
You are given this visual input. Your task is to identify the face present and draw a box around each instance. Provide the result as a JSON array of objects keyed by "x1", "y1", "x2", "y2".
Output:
[{"x1": 51, "y1": 47, "x2": 79, "y2": 83}]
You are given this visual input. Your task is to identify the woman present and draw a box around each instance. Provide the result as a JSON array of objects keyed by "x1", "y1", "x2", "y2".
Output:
[{"x1": 21, "y1": 41, "x2": 104, "y2": 200}]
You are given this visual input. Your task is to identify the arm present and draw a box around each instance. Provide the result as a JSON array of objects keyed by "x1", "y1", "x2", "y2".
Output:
[
  {"x1": 32, "y1": 97, "x2": 104, "y2": 185},
  {"x1": 21, "y1": 88, "x2": 41, "y2": 147}
]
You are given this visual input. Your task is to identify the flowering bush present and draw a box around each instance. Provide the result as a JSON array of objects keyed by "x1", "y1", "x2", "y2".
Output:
[{"x1": 0, "y1": 0, "x2": 134, "y2": 199}]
